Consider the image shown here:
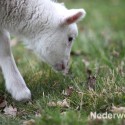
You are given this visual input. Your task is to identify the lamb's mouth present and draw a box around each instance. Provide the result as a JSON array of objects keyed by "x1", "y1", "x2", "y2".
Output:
[{"x1": 52, "y1": 63, "x2": 69, "y2": 75}]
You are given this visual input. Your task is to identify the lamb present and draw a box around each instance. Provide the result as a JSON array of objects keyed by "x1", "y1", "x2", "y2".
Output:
[{"x1": 0, "y1": 0, "x2": 86, "y2": 101}]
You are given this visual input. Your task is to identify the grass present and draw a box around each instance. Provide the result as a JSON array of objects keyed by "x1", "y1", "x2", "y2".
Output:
[{"x1": 0, "y1": 0, "x2": 125, "y2": 124}]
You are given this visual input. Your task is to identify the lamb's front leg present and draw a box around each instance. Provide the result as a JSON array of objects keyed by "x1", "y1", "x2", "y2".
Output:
[{"x1": 0, "y1": 30, "x2": 31, "y2": 101}]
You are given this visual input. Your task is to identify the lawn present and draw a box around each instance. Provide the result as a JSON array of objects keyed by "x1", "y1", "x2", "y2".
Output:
[{"x1": 0, "y1": 0, "x2": 125, "y2": 125}]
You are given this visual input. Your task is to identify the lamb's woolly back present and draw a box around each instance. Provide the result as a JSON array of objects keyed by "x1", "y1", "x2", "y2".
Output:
[{"x1": 0, "y1": 0, "x2": 67, "y2": 39}]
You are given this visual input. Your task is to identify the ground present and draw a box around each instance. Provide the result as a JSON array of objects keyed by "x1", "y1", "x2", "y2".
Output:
[{"x1": 0, "y1": 0, "x2": 125, "y2": 125}]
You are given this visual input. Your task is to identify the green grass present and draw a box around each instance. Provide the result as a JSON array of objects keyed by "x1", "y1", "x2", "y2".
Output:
[{"x1": 0, "y1": 0, "x2": 125, "y2": 124}]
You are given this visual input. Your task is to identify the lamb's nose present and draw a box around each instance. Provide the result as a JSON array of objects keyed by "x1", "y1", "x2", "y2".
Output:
[
  {"x1": 54, "y1": 62, "x2": 66, "y2": 71},
  {"x1": 61, "y1": 63, "x2": 65, "y2": 70}
]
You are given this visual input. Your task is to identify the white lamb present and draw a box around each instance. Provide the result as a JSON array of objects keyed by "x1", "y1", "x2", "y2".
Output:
[{"x1": 0, "y1": 0, "x2": 86, "y2": 101}]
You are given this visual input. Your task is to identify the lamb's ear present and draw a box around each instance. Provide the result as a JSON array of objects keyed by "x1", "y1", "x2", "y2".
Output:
[{"x1": 63, "y1": 9, "x2": 86, "y2": 25}]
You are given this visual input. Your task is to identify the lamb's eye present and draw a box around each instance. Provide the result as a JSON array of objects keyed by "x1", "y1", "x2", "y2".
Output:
[
  {"x1": 68, "y1": 37, "x2": 73, "y2": 42},
  {"x1": 67, "y1": 37, "x2": 74, "y2": 46}
]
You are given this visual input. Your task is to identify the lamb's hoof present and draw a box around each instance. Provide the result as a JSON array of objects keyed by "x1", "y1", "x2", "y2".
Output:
[{"x1": 12, "y1": 88, "x2": 31, "y2": 101}]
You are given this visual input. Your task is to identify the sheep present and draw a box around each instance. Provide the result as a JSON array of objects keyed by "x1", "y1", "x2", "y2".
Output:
[{"x1": 0, "y1": 0, "x2": 86, "y2": 101}]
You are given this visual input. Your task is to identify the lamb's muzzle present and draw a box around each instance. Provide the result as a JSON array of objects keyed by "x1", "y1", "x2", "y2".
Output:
[{"x1": 54, "y1": 60, "x2": 69, "y2": 72}]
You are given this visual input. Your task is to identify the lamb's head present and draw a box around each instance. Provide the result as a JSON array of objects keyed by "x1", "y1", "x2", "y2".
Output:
[{"x1": 34, "y1": 9, "x2": 86, "y2": 73}]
